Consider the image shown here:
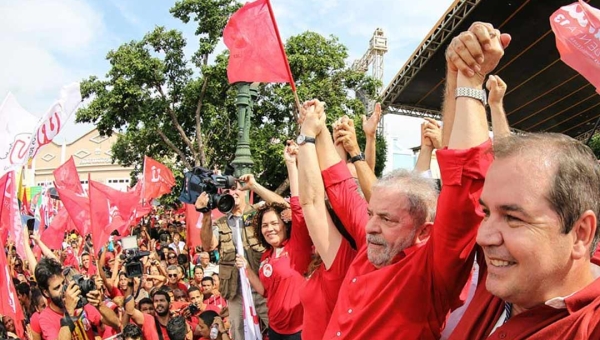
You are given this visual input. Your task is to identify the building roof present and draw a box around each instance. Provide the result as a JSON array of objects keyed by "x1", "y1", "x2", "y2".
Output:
[{"x1": 381, "y1": 0, "x2": 600, "y2": 139}]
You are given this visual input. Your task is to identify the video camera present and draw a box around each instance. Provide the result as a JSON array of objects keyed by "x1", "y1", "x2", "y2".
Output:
[
  {"x1": 120, "y1": 236, "x2": 150, "y2": 278},
  {"x1": 179, "y1": 166, "x2": 237, "y2": 213}
]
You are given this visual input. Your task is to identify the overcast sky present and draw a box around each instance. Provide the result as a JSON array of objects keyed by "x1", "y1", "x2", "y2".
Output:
[{"x1": 0, "y1": 0, "x2": 454, "y2": 148}]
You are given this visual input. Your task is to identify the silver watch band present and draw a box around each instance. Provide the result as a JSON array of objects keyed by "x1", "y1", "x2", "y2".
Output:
[{"x1": 455, "y1": 87, "x2": 487, "y2": 106}]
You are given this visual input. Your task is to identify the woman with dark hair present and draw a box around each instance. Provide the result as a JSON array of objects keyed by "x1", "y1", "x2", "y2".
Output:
[{"x1": 235, "y1": 142, "x2": 312, "y2": 340}]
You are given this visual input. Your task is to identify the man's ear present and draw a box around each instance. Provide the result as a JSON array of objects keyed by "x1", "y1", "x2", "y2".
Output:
[
  {"x1": 415, "y1": 222, "x2": 433, "y2": 245},
  {"x1": 572, "y1": 210, "x2": 597, "y2": 260}
]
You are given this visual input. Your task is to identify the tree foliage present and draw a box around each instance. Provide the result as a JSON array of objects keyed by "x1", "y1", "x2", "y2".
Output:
[
  {"x1": 76, "y1": 0, "x2": 386, "y2": 199},
  {"x1": 588, "y1": 133, "x2": 600, "y2": 159}
]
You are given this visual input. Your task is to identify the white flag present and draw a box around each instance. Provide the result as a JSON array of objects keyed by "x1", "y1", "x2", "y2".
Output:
[
  {"x1": 0, "y1": 94, "x2": 39, "y2": 175},
  {"x1": 235, "y1": 219, "x2": 263, "y2": 340},
  {"x1": 0, "y1": 83, "x2": 81, "y2": 178}
]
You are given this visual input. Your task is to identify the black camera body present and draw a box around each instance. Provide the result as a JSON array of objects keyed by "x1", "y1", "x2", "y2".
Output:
[
  {"x1": 179, "y1": 167, "x2": 237, "y2": 213},
  {"x1": 121, "y1": 248, "x2": 151, "y2": 278},
  {"x1": 188, "y1": 303, "x2": 200, "y2": 316},
  {"x1": 69, "y1": 274, "x2": 96, "y2": 309}
]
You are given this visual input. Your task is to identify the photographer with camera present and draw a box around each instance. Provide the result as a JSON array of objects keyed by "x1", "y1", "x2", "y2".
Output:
[
  {"x1": 197, "y1": 173, "x2": 288, "y2": 340},
  {"x1": 35, "y1": 257, "x2": 120, "y2": 340}
]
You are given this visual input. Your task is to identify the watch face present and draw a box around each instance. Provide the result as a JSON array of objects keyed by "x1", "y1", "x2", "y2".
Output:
[{"x1": 296, "y1": 134, "x2": 305, "y2": 144}]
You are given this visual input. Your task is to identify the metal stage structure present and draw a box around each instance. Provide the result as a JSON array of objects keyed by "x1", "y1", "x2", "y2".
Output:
[{"x1": 381, "y1": 0, "x2": 600, "y2": 140}]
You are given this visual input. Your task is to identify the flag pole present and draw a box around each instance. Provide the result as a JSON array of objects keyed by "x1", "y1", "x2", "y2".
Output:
[
  {"x1": 141, "y1": 156, "x2": 146, "y2": 207},
  {"x1": 265, "y1": 0, "x2": 302, "y2": 120}
]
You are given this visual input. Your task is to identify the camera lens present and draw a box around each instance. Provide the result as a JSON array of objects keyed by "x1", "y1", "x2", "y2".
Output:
[{"x1": 216, "y1": 194, "x2": 235, "y2": 213}]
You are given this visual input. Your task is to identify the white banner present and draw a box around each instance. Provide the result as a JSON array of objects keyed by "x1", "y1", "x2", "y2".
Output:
[{"x1": 235, "y1": 219, "x2": 263, "y2": 340}]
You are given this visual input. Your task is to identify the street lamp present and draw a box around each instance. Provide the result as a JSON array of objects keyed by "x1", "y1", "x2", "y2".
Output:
[{"x1": 231, "y1": 82, "x2": 259, "y2": 178}]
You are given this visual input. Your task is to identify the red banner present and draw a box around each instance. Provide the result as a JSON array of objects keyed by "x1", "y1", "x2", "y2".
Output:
[
  {"x1": 0, "y1": 244, "x2": 25, "y2": 338},
  {"x1": 143, "y1": 156, "x2": 175, "y2": 201},
  {"x1": 550, "y1": 1, "x2": 600, "y2": 93}
]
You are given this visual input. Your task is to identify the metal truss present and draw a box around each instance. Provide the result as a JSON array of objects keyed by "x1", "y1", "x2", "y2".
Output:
[{"x1": 380, "y1": 0, "x2": 481, "y2": 106}]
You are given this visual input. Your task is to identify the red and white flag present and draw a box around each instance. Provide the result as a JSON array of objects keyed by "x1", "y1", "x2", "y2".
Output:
[
  {"x1": 0, "y1": 242, "x2": 25, "y2": 338},
  {"x1": 0, "y1": 171, "x2": 26, "y2": 258},
  {"x1": 0, "y1": 83, "x2": 81, "y2": 178},
  {"x1": 550, "y1": 1, "x2": 600, "y2": 93},
  {"x1": 234, "y1": 219, "x2": 262, "y2": 340},
  {"x1": 143, "y1": 156, "x2": 175, "y2": 201}
]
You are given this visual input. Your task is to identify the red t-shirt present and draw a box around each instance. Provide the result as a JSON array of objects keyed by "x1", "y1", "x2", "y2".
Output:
[
  {"x1": 138, "y1": 313, "x2": 160, "y2": 340},
  {"x1": 30, "y1": 312, "x2": 41, "y2": 334},
  {"x1": 258, "y1": 196, "x2": 312, "y2": 334},
  {"x1": 39, "y1": 304, "x2": 102, "y2": 340},
  {"x1": 169, "y1": 282, "x2": 189, "y2": 294},
  {"x1": 300, "y1": 239, "x2": 356, "y2": 340},
  {"x1": 322, "y1": 141, "x2": 493, "y2": 339},
  {"x1": 204, "y1": 295, "x2": 228, "y2": 314}
]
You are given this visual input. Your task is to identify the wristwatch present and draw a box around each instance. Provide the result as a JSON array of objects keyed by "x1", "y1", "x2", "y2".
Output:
[
  {"x1": 455, "y1": 87, "x2": 487, "y2": 106},
  {"x1": 61, "y1": 316, "x2": 76, "y2": 332},
  {"x1": 349, "y1": 153, "x2": 365, "y2": 163},
  {"x1": 296, "y1": 134, "x2": 316, "y2": 145}
]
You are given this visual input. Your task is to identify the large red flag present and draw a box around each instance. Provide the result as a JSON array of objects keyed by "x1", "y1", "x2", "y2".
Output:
[
  {"x1": 0, "y1": 171, "x2": 25, "y2": 257},
  {"x1": 53, "y1": 156, "x2": 84, "y2": 194},
  {"x1": 185, "y1": 203, "x2": 203, "y2": 251},
  {"x1": 89, "y1": 180, "x2": 132, "y2": 257},
  {"x1": 223, "y1": 0, "x2": 295, "y2": 87},
  {"x1": 550, "y1": 1, "x2": 600, "y2": 93},
  {"x1": 143, "y1": 156, "x2": 175, "y2": 201},
  {"x1": 0, "y1": 245, "x2": 25, "y2": 338},
  {"x1": 41, "y1": 208, "x2": 72, "y2": 250},
  {"x1": 92, "y1": 180, "x2": 140, "y2": 223},
  {"x1": 55, "y1": 186, "x2": 90, "y2": 236}
]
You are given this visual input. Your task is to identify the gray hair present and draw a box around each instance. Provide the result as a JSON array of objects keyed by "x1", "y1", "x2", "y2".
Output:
[{"x1": 373, "y1": 169, "x2": 438, "y2": 228}]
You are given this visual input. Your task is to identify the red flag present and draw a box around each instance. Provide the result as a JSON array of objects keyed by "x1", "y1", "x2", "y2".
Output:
[
  {"x1": 0, "y1": 172, "x2": 11, "y2": 244},
  {"x1": 53, "y1": 157, "x2": 84, "y2": 194},
  {"x1": 185, "y1": 203, "x2": 202, "y2": 250},
  {"x1": 55, "y1": 186, "x2": 90, "y2": 236},
  {"x1": 41, "y1": 208, "x2": 71, "y2": 250},
  {"x1": 143, "y1": 156, "x2": 175, "y2": 201},
  {"x1": 91, "y1": 180, "x2": 140, "y2": 223},
  {"x1": 0, "y1": 246, "x2": 25, "y2": 338},
  {"x1": 550, "y1": 1, "x2": 600, "y2": 93},
  {"x1": 223, "y1": 0, "x2": 295, "y2": 88},
  {"x1": 21, "y1": 189, "x2": 32, "y2": 215},
  {"x1": 89, "y1": 180, "x2": 119, "y2": 257}
]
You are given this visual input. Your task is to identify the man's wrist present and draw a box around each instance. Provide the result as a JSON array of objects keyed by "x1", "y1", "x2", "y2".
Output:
[
  {"x1": 420, "y1": 145, "x2": 434, "y2": 153},
  {"x1": 348, "y1": 149, "x2": 362, "y2": 158},
  {"x1": 489, "y1": 102, "x2": 503, "y2": 110},
  {"x1": 456, "y1": 73, "x2": 484, "y2": 89}
]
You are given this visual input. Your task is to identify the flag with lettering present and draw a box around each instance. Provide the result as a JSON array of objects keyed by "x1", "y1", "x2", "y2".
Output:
[
  {"x1": 223, "y1": 0, "x2": 293, "y2": 86},
  {"x1": 0, "y1": 242, "x2": 25, "y2": 338},
  {"x1": 235, "y1": 218, "x2": 262, "y2": 340},
  {"x1": 53, "y1": 157, "x2": 85, "y2": 195},
  {"x1": 550, "y1": 1, "x2": 600, "y2": 93},
  {"x1": 88, "y1": 180, "x2": 114, "y2": 257},
  {"x1": 0, "y1": 171, "x2": 25, "y2": 258},
  {"x1": 143, "y1": 156, "x2": 175, "y2": 201},
  {"x1": 0, "y1": 83, "x2": 81, "y2": 178},
  {"x1": 89, "y1": 179, "x2": 138, "y2": 232}
]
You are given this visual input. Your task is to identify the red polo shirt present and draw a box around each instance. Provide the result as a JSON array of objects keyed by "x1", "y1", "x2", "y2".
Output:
[
  {"x1": 258, "y1": 196, "x2": 312, "y2": 334},
  {"x1": 300, "y1": 239, "x2": 356, "y2": 340},
  {"x1": 449, "y1": 256, "x2": 600, "y2": 339},
  {"x1": 322, "y1": 140, "x2": 493, "y2": 339}
]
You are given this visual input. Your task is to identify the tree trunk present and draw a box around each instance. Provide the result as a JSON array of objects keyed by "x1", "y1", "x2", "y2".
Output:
[{"x1": 274, "y1": 178, "x2": 290, "y2": 195}]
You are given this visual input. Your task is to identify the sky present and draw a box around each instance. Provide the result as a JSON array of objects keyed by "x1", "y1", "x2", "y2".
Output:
[{"x1": 0, "y1": 0, "x2": 454, "y2": 149}]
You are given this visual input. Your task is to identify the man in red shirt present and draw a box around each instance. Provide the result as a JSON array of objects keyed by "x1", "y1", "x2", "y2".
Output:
[
  {"x1": 297, "y1": 23, "x2": 510, "y2": 339},
  {"x1": 34, "y1": 257, "x2": 120, "y2": 340},
  {"x1": 445, "y1": 22, "x2": 600, "y2": 340},
  {"x1": 126, "y1": 289, "x2": 173, "y2": 340},
  {"x1": 80, "y1": 252, "x2": 96, "y2": 278}
]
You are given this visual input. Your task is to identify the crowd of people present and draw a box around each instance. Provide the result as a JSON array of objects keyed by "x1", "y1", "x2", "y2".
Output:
[{"x1": 2, "y1": 21, "x2": 600, "y2": 340}]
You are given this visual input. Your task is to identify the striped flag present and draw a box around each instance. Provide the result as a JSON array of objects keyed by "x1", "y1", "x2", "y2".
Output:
[{"x1": 235, "y1": 219, "x2": 262, "y2": 340}]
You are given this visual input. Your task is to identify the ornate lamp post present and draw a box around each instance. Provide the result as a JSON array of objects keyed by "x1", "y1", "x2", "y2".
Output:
[{"x1": 231, "y1": 82, "x2": 259, "y2": 178}]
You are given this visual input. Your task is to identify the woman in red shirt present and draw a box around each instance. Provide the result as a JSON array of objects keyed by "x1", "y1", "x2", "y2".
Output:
[{"x1": 235, "y1": 142, "x2": 312, "y2": 340}]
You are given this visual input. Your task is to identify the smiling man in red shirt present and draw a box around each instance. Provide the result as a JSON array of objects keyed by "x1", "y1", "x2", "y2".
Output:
[{"x1": 298, "y1": 23, "x2": 510, "y2": 340}]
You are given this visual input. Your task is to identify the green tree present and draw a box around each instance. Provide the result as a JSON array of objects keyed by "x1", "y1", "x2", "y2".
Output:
[
  {"x1": 77, "y1": 1, "x2": 386, "y2": 198},
  {"x1": 589, "y1": 133, "x2": 600, "y2": 159}
]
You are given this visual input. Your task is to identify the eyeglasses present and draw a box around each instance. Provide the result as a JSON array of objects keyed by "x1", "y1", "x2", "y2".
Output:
[
  {"x1": 168, "y1": 274, "x2": 178, "y2": 278},
  {"x1": 168, "y1": 256, "x2": 176, "y2": 259}
]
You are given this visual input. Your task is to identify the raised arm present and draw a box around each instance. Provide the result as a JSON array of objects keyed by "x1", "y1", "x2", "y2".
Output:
[
  {"x1": 362, "y1": 103, "x2": 382, "y2": 171},
  {"x1": 196, "y1": 193, "x2": 218, "y2": 251},
  {"x1": 31, "y1": 232, "x2": 58, "y2": 261},
  {"x1": 22, "y1": 227, "x2": 38, "y2": 274},
  {"x1": 310, "y1": 100, "x2": 369, "y2": 248},
  {"x1": 239, "y1": 174, "x2": 288, "y2": 207},
  {"x1": 298, "y1": 102, "x2": 343, "y2": 269},
  {"x1": 487, "y1": 74, "x2": 511, "y2": 139},
  {"x1": 415, "y1": 118, "x2": 442, "y2": 174},
  {"x1": 432, "y1": 22, "x2": 511, "y2": 306},
  {"x1": 335, "y1": 117, "x2": 377, "y2": 202}
]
